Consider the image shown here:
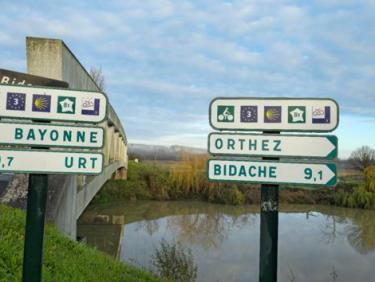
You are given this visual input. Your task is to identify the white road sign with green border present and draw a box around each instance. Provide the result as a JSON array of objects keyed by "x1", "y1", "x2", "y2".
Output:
[
  {"x1": 208, "y1": 159, "x2": 337, "y2": 186},
  {"x1": 0, "y1": 149, "x2": 103, "y2": 175},
  {"x1": 0, "y1": 122, "x2": 104, "y2": 148},
  {"x1": 0, "y1": 84, "x2": 107, "y2": 123},
  {"x1": 209, "y1": 97, "x2": 339, "y2": 132},
  {"x1": 208, "y1": 133, "x2": 338, "y2": 159}
]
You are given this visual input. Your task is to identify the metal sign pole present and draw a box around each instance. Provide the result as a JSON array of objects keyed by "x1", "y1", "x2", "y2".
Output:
[
  {"x1": 259, "y1": 132, "x2": 279, "y2": 282},
  {"x1": 207, "y1": 97, "x2": 339, "y2": 282},
  {"x1": 259, "y1": 183, "x2": 279, "y2": 282},
  {"x1": 19, "y1": 81, "x2": 68, "y2": 282},
  {"x1": 22, "y1": 174, "x2": 48, "y2": 282}
]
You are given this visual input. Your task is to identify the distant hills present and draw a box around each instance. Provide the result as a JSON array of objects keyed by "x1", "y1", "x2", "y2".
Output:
[
  {"x1": 128, "y1": 144, "x2": 354, "y2": 171},
  {"x1": 128, "y1": 143, "x2": 207, "y2": 161}
]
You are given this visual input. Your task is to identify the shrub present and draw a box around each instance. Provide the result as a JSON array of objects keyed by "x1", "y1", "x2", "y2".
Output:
[
  {"x1": 223, "y1": 185, "x2": 245, "y2": 205},
  {"x1": 332, "y1": 166, "x2": 375, "y2": 209},
  {"x1": 364, "y1": 166, "x2": 375, "y2": 192},
  {"x1": 151, "y1": 239, "x2": 197, "y2": 282}
]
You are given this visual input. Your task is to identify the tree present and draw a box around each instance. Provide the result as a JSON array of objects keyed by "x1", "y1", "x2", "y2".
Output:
[
  {"x1": 349, "y1": 146, "x2": 375, "y2": 172},
  {"x1": 89, "y1": 66, "x2": 105, "y2": 91}
]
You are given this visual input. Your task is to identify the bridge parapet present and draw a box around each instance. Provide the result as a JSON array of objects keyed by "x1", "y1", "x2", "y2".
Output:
[{"x1": 26, "y1": 37, "x2": 128, "y2": 238}]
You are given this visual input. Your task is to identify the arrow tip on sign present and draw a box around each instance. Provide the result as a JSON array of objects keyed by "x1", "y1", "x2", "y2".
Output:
[
  {"x1": 326, "y1": 136, "x2": 338, "y2": 159},
  {"x1": 326, "y1": 163, "x2": 337, "y2": 186}
]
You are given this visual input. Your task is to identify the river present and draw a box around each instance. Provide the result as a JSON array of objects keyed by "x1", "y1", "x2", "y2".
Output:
[{"x1": 78, "y1": 201, "x2": 375, "y2": 282}]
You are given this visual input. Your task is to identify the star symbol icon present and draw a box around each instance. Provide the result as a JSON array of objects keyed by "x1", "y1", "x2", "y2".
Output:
[
  {"x1": 59, "y1": 98, "x2": 74, "y2": 113},
  {"x1": 290, "y1": 107, "x2": 304, "y2": 122}
]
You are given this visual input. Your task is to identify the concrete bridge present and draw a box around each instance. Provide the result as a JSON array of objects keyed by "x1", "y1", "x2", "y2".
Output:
[{"x1": 0, "y1": 37, "x2": 128, "y2": 239}]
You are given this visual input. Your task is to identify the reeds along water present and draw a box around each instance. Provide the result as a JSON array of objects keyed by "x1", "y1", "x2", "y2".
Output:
[
  {"x1": 168, "y1": 152, "x2": 245, "y2": 204},
  {"x1": 169, "y1": 152, "x2": 210, "y2": 196}
]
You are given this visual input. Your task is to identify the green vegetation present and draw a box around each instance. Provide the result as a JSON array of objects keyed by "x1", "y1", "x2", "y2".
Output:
[
  {"x1": 94, "y1": 155, "x2": 258, "y2": 206},
  {"x1": 93, "y1": 157, "x2": 252, "y2": 206},
  {"x1": 333, "y1": 166, "x2": 375, "y2": 209},
  {"x1": 152, "y1": 239, "x2": 197, "y2": 282},
  {"x1": 93, "y1": 155, "x2": 375, "y2": 210},
  {"x1": 0, "y1": 204, "x2": 161, "y2": 282}
]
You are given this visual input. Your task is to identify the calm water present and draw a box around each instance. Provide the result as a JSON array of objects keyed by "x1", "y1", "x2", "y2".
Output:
[{"x1": 78, "y1": 201, "x2": 375, "y2": 282}]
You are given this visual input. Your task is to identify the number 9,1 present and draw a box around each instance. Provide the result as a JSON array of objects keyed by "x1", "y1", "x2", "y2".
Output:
[{"x1": 304, "y1": 168, "x2": 323, "y2": 181}]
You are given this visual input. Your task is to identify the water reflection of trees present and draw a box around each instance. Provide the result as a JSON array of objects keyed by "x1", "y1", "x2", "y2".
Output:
[
  {"x1": 345, "y1": 212, "x2": 375, "y2": 255},
  {"x1": 135, "y1": 220, "x2": 160, "y2": 236},
  {"x1": 316, "y1": 206, "x2": 375, "y2": 254},
  {"x1": 321, "y1": 215, "x2": 347, "y2": 244},
  {"x1": 81, "y1": 201, "x2": 375, "y2": 256},
  {"x1": 166, "y1": 213, "x2": 256, "y2": 249},
  {"x1": 116, "y1": 202, "x2": 258, "y2": 250},
  {"x1": 132, "y1": 206, "x2": 257, "y2": 250}
]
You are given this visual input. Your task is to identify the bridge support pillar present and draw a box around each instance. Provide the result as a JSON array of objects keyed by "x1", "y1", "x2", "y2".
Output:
[
  {"x1": 55, "y1": 176, "x2": 77, "y2": 239},
  {"x1": 112, "y1": 167, "x2": 127, "y2": 180}
]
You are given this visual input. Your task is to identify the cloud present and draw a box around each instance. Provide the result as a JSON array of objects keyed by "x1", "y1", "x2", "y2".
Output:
[{"x1": 0, "y1": 0, "x2": 374, "y2": 151}]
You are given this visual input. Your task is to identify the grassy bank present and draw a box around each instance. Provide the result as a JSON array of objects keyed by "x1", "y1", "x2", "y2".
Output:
[
  {"x1": 0, "y1": 204, "x2": 161, "y2": 282},
  {"x1": 93, "y1": 156, "x2": 375, "y2": 209}
]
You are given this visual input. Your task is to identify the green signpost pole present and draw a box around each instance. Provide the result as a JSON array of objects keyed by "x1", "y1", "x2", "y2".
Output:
[
  {"x1": 259, "y1": 182, "x2": 279, "y2": 282},
  {"x1": 23, "y1": 116, "x2": 51, "y2": 282},
  {"x1": 259, "y1": 132, "x2": 279, "y2": 282},
  {"x1": 208, "y1": 97, "x2": 339, "y2": 281},
  {"x1": 22, "y1": 174, "x2": 48, "y2": 282}
]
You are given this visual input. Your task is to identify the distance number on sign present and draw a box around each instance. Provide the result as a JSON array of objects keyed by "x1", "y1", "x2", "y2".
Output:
[
  {"x1": 0, "y1": 156, "x2": 14, "y2": 169},
  {"x1": 304, "y1": 168, "x2": 323, "y2": 182}
]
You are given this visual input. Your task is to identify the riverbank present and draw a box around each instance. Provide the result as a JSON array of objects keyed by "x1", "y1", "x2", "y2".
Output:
[
  {"x1": 79, "y1": 200, "x2": 375, "y2": 282},
  {"x1": 92, "y1": 158, "x2": 375, "y2": 209},
  {"x1": 0, "y1": 204, "x2": 161, "y2": 281}
]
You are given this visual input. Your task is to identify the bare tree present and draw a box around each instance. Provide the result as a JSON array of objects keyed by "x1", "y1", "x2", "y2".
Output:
[
  {"x1": 349, "y1": 146, "x2": 375, "y2": 172},
  {"x1": 89, "y1": 66, "x2": 105, "y2": 91}
]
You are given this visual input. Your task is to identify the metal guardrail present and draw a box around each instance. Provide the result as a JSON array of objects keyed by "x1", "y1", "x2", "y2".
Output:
[{"x1": 107, "y1": 103, "x2": 127, "y2": 144}]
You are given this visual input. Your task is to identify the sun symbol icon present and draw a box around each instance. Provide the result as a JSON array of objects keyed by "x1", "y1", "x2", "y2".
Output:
[
  {"x1": 264, "y1": 106, "x2": 281, "y2": 123},
  {"x1": 266, "y1": 109, "x2": 279, "y2": 120},
  {"x1": 32, "y1": 95, "x2": 51, "y2": 112}
]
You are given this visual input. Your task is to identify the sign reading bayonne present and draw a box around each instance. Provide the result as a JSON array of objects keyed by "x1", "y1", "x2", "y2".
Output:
[
  {"x1": 208, "y1": 133, "x2": 338, "y2": 159},
  {"x1": 208, "y1": 159, "x2": 337, "y2": 186},
  {"x1": 0, "y1": 149, "x2": 103, "y2": 175},
  {"x1": 0, "y1": 84, "x2": 107, "y2": 123},
  {"x1": 209, "y1": 97, "x2": 339, "y2": 132},
  {"x1": 0, "y1": 122, "x2": 104, "y2": 148}
]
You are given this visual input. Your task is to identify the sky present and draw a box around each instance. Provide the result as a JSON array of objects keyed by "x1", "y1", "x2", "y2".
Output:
[{"x1": 0, "y1": 0, "x2": 374, "y2": 158}]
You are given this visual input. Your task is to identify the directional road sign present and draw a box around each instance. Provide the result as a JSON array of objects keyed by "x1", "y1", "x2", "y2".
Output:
[
  {"x1": 0, "y1": 84, "x2": 107, "y2": 123},
  {"x1": 0, "y1": 149, "x2": 103, "y2": 175},
  {"x1": 209, "y1": 97, "x2": 339, "y2": 132},
  {"x1": 0, "y1": 68, "x2": 69, "y2": 88},
  {"x1": 208, "y1": 133, "x2": 338, "y2": 159},
  {"x1": 0, "y1": 121, "x2": 104, "y2": 148},
  {"x1": 208, "y1": 159, "x2": 337, "y2": 186}
]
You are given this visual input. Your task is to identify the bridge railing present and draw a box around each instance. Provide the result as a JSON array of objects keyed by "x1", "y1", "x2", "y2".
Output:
[{"x1": 26, "y1": 36, "x2": 128, "y2": 238}]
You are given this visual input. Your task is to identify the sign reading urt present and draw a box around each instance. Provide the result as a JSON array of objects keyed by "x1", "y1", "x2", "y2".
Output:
[
  {"x1": 209, "y1": 97, "x2": 339, "y2": 132},
  {"x1": 0, "y1": 84, "x2": 107, "y2": 123},
  {"x1": 0, "y1": 149, "x2": 103, "y2": 175}
]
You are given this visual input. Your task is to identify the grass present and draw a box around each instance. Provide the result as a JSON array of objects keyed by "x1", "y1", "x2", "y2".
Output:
[{"x1": 0, "y1": 204, "x2": 161, "y2": 282}]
